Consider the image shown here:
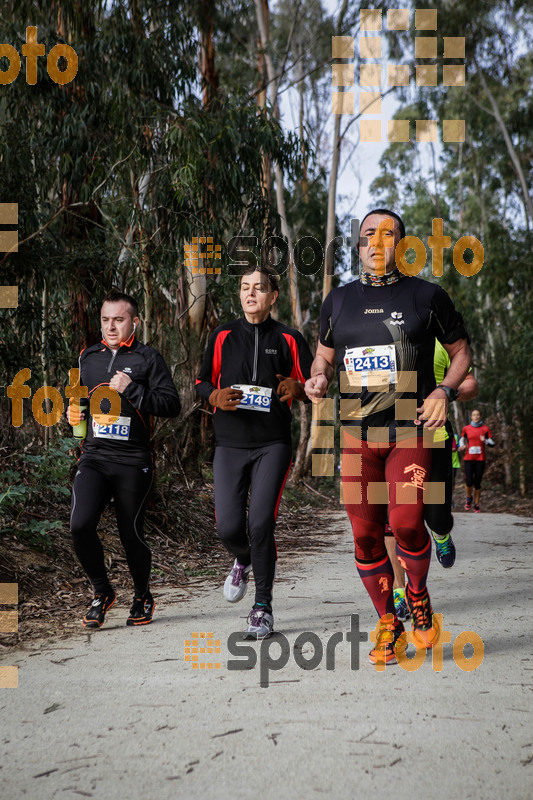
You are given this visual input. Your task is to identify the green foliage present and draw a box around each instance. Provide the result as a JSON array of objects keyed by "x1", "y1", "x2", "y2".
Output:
[
  {"x1": 0, "y1": 0, "x2": 305, "y2": 471},
  {"x1": 368, "y1": 0, "x2": 533, "y2": 492},
  {"x1": 0, "y1": 439, "x2": 75, "y2": 551}
]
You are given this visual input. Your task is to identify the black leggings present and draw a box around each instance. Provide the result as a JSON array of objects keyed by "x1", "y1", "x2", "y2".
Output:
[
  {"x1": 70, "y1": 457, "x2": 153, "y2": 595},
  {"x1": 213, "y1": 443, "x2": 292, "y2": 606},
  {"x1": 424, "y1": 420, "x2": 454, "y2": 537},
  {"x1": 464, "y1": 460, "x2": 485, "y2": 490}
]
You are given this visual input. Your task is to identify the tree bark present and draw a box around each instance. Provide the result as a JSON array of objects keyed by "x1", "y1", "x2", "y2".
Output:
[
  {"x1": 199, "y1": 0, "x2": 219, "y2": 110},
  {"x1": 516, "y1": 417, "x2": 527, "y2": 497},
  {"x1": 255, "y1": 0, "x2": 307, "y2": 482},
  {"x1": 291, "y1": 403, "x2": 312, "y2": 483},
  {"x1": 41, "y1": 279, "x2": 50, "y2": 448},
  {"x1": 297, "y1": 40, "x2": 308, "y2": 203},
  {"x1": 497, "y1": 408, "x2": 513, "y2": 492},
  {"x1": 186, "y1": 266, "x2": 207, "y2": 334},
  {"x1": 255, "y1": 0, "x2": 303, "y2": 330},
  {"x1": 257, "y1": 0, "x2": 272, "y2": 205},
  {"x1": 322, "y1": 0, "x2": 348, "y2": 300},
  {"x1": 478, "y1": 68, "x2": 533, "y2": 226},
  {"x1": 323, "y1": 112, "x2": 342, "y2": 299}
]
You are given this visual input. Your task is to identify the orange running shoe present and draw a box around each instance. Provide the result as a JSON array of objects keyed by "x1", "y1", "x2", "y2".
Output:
[
  {"x1": 406, "y1": 586, "x2": 441, "y2": 650},
  {"x1": 369, "y1": 613, "x2": 406, "y2": 666},
  {"x1": 82, "y1": 589, "x2": 116, "y2": 629}
]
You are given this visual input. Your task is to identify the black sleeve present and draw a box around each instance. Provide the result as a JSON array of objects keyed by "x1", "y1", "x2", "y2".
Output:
[
  {"x1": 123, "y1": 351, "x2": 181, "y2": 418},
  {"x1": 430, "y1": 286, "x2": 470, "y2": 345},
  {"x1": 319, "y1": 290, "x2": 335, "y2": 347},
  {"x1": 195, "y1": 330, "x2": 219, "y2": 402},
  {"x1": 294, "y1": 331, "x2": 314, "y2": 404}
]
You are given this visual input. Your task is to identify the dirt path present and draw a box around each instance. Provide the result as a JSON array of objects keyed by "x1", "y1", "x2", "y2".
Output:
[{"x1": 1, "y1": 510, "x2": 532, "y2": 799}]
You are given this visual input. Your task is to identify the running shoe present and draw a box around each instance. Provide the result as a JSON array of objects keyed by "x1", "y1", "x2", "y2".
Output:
[
  {"x1": 82, "y1": 589, "x2": 116, "y2": 629},
  {"x1": 406, "y1": 586, "x2": 441, "y2": 650},
  {"x1": 126, "y1": 591, "x2": 155, "y2": 626},
  {"x1": 393, "y1": 588, "x2": 409, "y2": 622},
  {"x1": 244, "y1": 605, "x2": 274, "y2": 639},
  {"x1": 430, "y1": 531, "x2": 456, "y2": 569},
  {"x1": 224, "y1": 559, "x2": 252, "y2": 603},
  {"x1": 464, "y1": 496, "x2": 473, "y2": 511},
  {"x1": 473, "y1": 504, "x2": 480, "y2": 513},
  {"x1": 369, "y1": 613, "x2": 406, "y2": 666}
]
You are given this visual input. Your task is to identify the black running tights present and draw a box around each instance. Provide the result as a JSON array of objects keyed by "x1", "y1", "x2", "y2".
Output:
[
  {"x1": 213, "y1": 443, "x2": 292, "y2": 606},
  {"x1": 70, "y1": 457, "x2": 153, "y2": 596}
]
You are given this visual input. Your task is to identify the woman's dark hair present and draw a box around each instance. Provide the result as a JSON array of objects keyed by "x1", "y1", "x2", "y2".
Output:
[{"x1": 239, "y1": 264, "x2": 280, "y2": 293}]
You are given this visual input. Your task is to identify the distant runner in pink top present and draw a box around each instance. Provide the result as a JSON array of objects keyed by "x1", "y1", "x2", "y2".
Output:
[{"x1": 459, "y1": 409, "x2": 495, "y2": 512}]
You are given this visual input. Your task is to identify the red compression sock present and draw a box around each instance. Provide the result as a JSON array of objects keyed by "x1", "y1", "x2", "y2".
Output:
[
  {"x1": 396, "y1": 538, "x2": 431, "y2": 594},
  {"x1": 356, "y1": 554, "x2": 395, "y2": 617}
]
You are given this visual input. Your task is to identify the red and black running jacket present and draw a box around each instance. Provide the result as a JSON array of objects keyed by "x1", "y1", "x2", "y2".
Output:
[{"x1": 196, "y1": 316, "x2": 313, "y2": 448}]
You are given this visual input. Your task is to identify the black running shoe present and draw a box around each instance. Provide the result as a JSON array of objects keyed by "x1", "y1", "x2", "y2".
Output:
[
  {"x1": 82, "y1": 589, "x2": 116, "y2": 629},
  {"x1": 127, "y1": 591, "x2": 155, "y2": 626}
]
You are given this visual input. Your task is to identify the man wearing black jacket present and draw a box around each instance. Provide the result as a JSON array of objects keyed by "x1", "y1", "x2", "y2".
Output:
[
  {"x1": 196, "y1": 266, "x2": 313, "y2": 639},
  {"x1": 68, "y1": 291, "x2": 181, "y2": 629}
]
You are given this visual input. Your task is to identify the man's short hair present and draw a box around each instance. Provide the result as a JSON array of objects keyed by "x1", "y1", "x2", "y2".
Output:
[
  {"x1": 361, "y1": 208, "x2": 406, "y2": 240},
  {"x1": 239, "y1": 264, "x2": 280, "y2": 294},
  {"x1": 101, "y1": 290, "x2": 138, "y2": 318}
]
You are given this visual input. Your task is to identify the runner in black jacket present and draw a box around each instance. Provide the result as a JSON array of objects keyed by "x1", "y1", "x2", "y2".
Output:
[
  {"x1": 196, "y1": 265, "x2": 313, "y2": 639},
  {"x1": 68, "y1": 291, "x2": 181, "y2": 629}
]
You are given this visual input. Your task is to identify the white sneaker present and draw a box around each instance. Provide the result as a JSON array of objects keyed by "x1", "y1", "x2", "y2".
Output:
[
  {"x1": 244, "y1": 606, "x2": 274, "y2": 639},
  {"x1": 223, "y1": 559, "x2": 252, "y2": 602}
]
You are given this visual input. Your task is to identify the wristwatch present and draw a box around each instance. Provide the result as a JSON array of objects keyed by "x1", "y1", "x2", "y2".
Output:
[{"x1": 435, "y1": 384, "x2": 459, "y2": 402}]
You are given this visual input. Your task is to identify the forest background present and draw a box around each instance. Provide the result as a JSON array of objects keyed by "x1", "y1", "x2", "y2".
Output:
[{"x1": 1, "y1": 0, "x2": 532, "y2": 631}]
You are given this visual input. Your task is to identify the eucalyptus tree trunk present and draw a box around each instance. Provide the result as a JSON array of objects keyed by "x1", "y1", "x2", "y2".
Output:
[
  {"x1": 297, "y1": 40, "x2": 308, "y2": 204},
  {"x1": 323, "y1": 112, "x2": 342, "y2": 300},
  {"x1": 257, "y1": 0, "x2": 272, "y2": 205},
  {"x1": 516, "y1": 418, "x2": 527, "y2": 497},
  {"x1": 322, "y1": 0, "x2": 348, "y2": 300},
  {"x1": 255, "y1": 0, "x2": 309, "y2": 482},
  {"x1": 186, "y1": 268, "x2": 207, "y2": 335},
  {"x1": 478, "y1": 68, "x2": 533, "y2": 228},
  {"x1": 255, "y1": 0, "x2": 303, "y2": 331},
  {"x1": 41, "y1": 280, "x2": 50, "y2": 448},
  {"x1": 496, "y1": 408, "x2": 513, "y2": 493}
]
